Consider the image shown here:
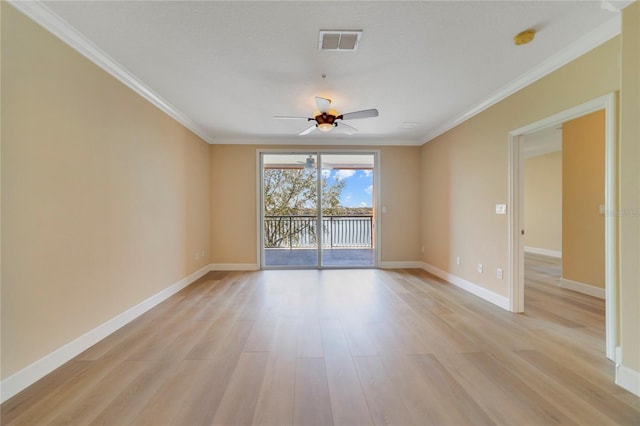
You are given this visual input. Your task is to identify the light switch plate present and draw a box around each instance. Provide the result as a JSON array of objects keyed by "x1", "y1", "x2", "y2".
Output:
[{"x1": 496, "y1": 204, "x2": 507, "y2": 214}]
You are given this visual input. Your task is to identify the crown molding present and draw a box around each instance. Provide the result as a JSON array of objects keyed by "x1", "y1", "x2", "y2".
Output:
[
  {"x1": 9, "y1": 1, "x2": 625, "y2": 148},
  {"x1": 212, "y1": 136, "x2": 422, "y2": 146},
  {"x1": 8, "y1": 0, "x2": 216, "y2": 144},
  {"x1": 600, "y1": 0, "x2": 636, "y2": 13},
  {"x1": 420, "y1": 16, "x2": 622, "y2": 145}
]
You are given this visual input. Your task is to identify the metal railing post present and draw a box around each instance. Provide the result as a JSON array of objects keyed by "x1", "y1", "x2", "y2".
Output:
[{"x1": 330, "y1": 216, "x2": 334, "y2": 249}]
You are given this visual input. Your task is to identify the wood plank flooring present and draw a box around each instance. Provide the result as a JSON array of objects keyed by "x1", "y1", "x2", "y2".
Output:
[{"x1": 3, "y1": 255, "x2": 639, "y2": 425}]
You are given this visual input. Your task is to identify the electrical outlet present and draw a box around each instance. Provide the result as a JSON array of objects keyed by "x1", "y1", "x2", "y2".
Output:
[
  {"x1": 478, "y1": 263, "x2": 483, "y2": 273},
  {"x1": 456, "y1": 257, "x2": 461, "y2": 265},
  {"x1": 421, "y1": 245, "x2": 425, "y2": 253},
  {"x1": 497, "y1": 268, "x2": 503, "y2": 279}
]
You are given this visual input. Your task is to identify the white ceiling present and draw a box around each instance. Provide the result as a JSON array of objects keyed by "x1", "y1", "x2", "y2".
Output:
[
  {"x1": 18, "y1": 1, "x2": 631, "y2": 145},
  {"x1": 523, "y1": 125, "x2": 562, "y2": 159}
]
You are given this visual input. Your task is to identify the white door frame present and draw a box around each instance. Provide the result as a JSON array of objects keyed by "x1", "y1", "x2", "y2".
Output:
[
  {"x1": 508, "y1": 93, "x2": 617, "y2": 360},
  {"x1": 257, "y1": 149, "x2": 381, "y2": 269}
]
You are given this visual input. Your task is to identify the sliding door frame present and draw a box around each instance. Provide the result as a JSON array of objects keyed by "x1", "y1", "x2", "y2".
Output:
[{"x1": 257, "y1": 149, "x2": 381, "y2": 269}]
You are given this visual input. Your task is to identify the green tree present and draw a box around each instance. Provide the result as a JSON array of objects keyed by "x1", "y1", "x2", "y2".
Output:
[{"x1": 263, "y1": 168, "x2": 346, "y2": 247}]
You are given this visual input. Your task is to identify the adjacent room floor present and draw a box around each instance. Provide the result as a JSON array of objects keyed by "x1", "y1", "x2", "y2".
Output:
[{"x1": 2, "y1": 255, "x2": 639, "y2": 425}]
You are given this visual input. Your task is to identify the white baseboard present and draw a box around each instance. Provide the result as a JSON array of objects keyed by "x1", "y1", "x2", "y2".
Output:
[
  {"x1": 558, "y1": 277, "x2": 606, "y2": 299},
  {"x1": 378, "y1": 261, "x2": 423, "y2": 269},
  {"x1": 0, "y1": 264, "x2": 211, "y2": 404},
  {"x1": 210, "y1": 263, "x2": 259, "y2": 271},
  {"x1": 616, "y1": 363, "x2": 640, "y2": 397},
  {"x1": 615, "y1": 346, "x2": 623, "y2": 365},
  {"x1": 524, "y1": 246, "x2": 562, "y2": 258},
  {"x1": 420, "y1": 263, "x2": 510, "y2": 310}
]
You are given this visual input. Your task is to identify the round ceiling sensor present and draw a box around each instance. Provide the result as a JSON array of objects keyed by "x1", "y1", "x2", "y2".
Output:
[{"x1": 514, "y1": 29, "x2": 536, "y2": 46}]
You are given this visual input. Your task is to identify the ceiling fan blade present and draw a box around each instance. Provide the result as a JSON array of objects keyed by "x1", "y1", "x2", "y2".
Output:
[
  {"x1": 320, "y1": 162, "x2": 337, "y2": 170},
  {"x1": 299, "y1": 125, "x2": 317, "y2": 136},
  {"x1": 338, "y1": 109, "x2": 379, "y2": 120},
  {"x1": 315, "y1": 96, "x2": 332, "y2": 113},
  {"x1": 274, "y1": 116, "x2": 312, "y2": 120},
  {"x1": 337, "y1": 122, "x2": 358, "y2": 135}
]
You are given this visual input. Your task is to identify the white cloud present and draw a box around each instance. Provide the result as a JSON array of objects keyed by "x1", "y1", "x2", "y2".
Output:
[
  {"x1": 359, "y1": 201, "x2": 368, "y2": 207},
  {"x1": 321, "y1": 169, "x2": 331, "y2": 178},
  {"x1": 335, "y1": 169, "x2": 356, "y2": 180},
  {"x1": 360, "y1": 170, "x2": 373, "y2": 178},
  {"x1": 364, "y1": 185, "x2": 373, "y2": 195}
]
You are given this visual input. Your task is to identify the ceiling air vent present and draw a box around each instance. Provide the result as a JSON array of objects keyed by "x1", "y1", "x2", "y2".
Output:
[{"x1": 319, "y1": 30, "x2": 363, "y2": 51}]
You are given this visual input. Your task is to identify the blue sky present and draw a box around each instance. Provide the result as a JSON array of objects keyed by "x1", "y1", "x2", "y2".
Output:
[{"x1": 324, "y1": 169, "x2": 373, "y2": 208}]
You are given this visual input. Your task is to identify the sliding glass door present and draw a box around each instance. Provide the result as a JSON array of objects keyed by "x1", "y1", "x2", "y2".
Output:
[
  {"x1": 262, "y1": 153, "x2": 319, "y2": 267},
  {"x1": 320, "y1": 154, "x2": 375, "y2": 267},
  {"x1": 261, "y1": 152, "x2": 376, "y2": 269}
]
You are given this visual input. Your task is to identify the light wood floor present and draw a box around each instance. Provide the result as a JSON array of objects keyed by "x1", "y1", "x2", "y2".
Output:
[{"x1": 3, "y1": 254, "x2": 639, "y2": 425}]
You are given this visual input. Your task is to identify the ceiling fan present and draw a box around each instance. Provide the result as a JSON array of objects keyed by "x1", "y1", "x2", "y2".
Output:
[
  {"x1": 297, "y1": 155, "x2": 337, "y2": 170},
  {"x1": 299, "y1": 155, "x2": 316, "y2": 169},
  {"x1": 275, "y1": 96, "x2": 379, "y2": 136}
]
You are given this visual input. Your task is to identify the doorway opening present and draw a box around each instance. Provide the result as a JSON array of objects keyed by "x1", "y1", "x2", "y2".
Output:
[
  {"x1": 508, "y1": 93, "x2": 617, "y2": 360},
  {"x1": 259, "y1": 151, "x2": 378, "y2": 269}
]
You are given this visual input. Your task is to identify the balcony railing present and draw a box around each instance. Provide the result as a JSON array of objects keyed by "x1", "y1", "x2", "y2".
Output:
[{"x1": 264, "y1": 215, "x2": 373, "y2": 249}]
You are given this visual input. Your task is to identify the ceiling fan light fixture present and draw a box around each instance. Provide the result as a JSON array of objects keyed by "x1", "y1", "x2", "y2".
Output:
[{"x1": 317, "y1": 123, "x2": 335, "y2": 132}]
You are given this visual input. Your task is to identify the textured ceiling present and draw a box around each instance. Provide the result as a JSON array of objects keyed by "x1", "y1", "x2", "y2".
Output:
[{"x1": 29, "y1": 1, "x2": 628, "y2": 145}]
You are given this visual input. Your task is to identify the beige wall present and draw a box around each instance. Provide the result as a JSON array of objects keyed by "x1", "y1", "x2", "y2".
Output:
[
  {"x1": 619, "y1": 1, "x2": 640, "y2": 376},
  {"x1": 420, "y1": 37, "x2": 620, "y2": 297},
  {"x1": 524, "y1": 151, "x2": 562, "y2": 253},
  {"x1": 0, "y1": 0, "x2": 3, "y2": 381},
  {"x1": 210, "y1": 145, "x2": 422, "y2": 266},
  {"x1": 562, "y1": 110, "x2": 605, "y2": 288},
  {"x1": 420, "y1": 138, "x2": 451, "y2": 270},
  {"x1": 210, "y1": 145, "x2": 257, "y2": 264},
  {"x1": 1, "y1": 4, "x2": 211, "y2": 379},
  {"x1": 3, "y1": 0, "x2": 638, "y2": 394}
]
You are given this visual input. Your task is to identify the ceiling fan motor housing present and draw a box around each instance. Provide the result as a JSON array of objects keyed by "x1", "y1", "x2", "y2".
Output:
[
  {"x1": 315, "y1": 112, "x2": 338, "y2": 126},
  {"x1": 314, "y1": 112, "x2": 338, "y2": 131}
]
